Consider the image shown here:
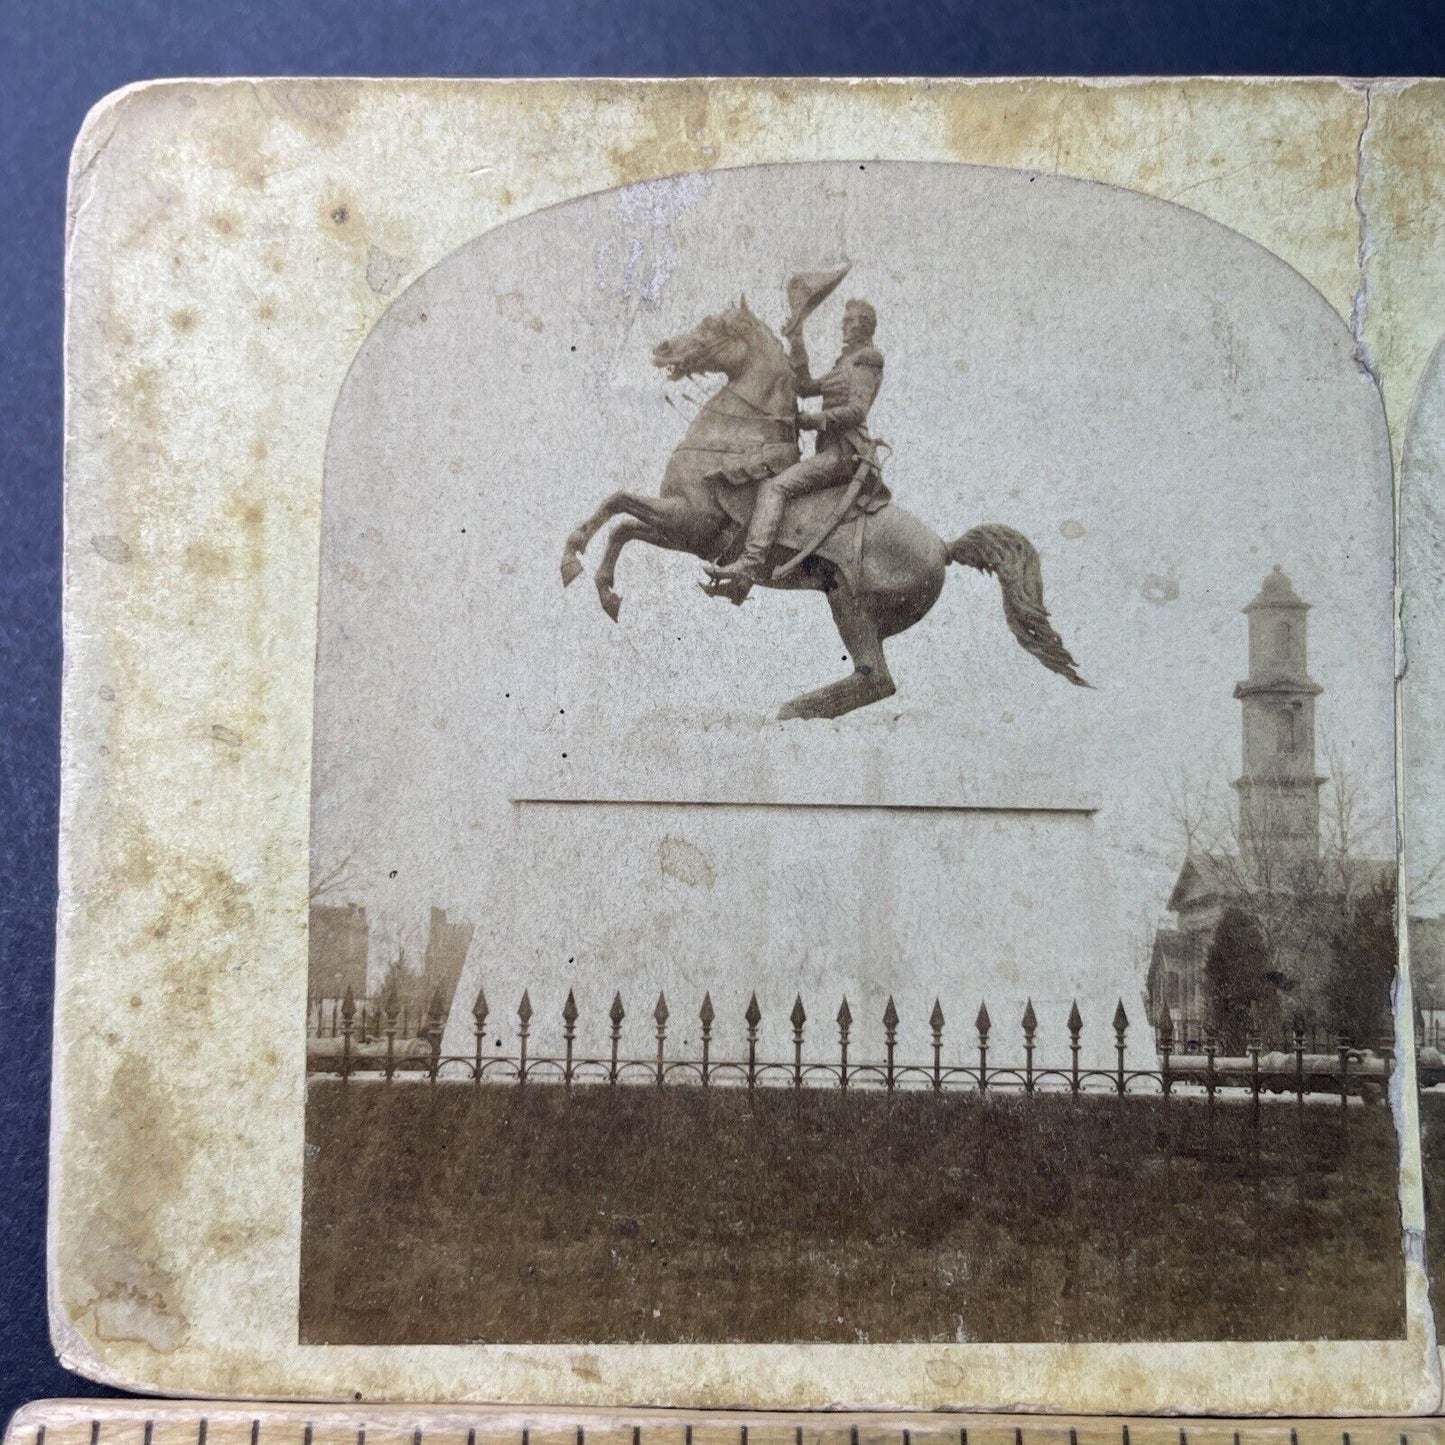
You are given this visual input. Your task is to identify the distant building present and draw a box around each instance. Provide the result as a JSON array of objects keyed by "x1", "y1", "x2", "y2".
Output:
[
  {"x1": 1413, "y1": 917, "x2": 1445, "y2": 1010},
  {"x1": 418, "y1": 906, "x2": 475, "y2": 1016},
  {"x1": 1148, "y1": 925, "x2": 1206, "y2": 1025},
  {"x1": 1147, "y1": 568, "x2": 1394, "y2": 1041},
  {"x1": 1232, "y1": 566, "x2": 1324, "y2": 865},
  {"x1": 309, "y1": 902, "x2": 369, "y2": 1002}
]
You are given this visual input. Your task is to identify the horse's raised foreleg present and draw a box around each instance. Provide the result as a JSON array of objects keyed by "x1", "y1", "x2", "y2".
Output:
[
  {"x1": 594, "y1": 518, "x2": 668, "y2": 622},
  {"x1": 777, "y1": 579, "x2": 897, "y2": 721},
  {"x1": 561, "y1": 491, "x2": 686, "y2": 587}
]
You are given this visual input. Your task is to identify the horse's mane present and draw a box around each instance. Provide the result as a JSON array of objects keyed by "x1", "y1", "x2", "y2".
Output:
[{"x1": 718, "y1": 297, "x2": 788, "y2": 363}]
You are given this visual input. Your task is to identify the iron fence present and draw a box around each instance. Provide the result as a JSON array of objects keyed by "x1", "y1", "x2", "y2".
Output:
[
  {"x1": 1156, "y1": 1014, "x2": 1395, "y2": 1057},
  {"x1": 1418, "y1": 1000, "x2": 1445, "y2": 1052},
  {"x1": 308, "y1": 993, "x2": 434, "y2": 1043},
  {"x1": 305, "y1": 984, "x2": 1392, "y2": 1105}
]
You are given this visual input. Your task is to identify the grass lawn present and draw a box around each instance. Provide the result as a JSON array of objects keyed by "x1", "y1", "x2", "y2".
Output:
[{"x1": 301, "y1": 1080, "x2": 1403, "y2": 1344}]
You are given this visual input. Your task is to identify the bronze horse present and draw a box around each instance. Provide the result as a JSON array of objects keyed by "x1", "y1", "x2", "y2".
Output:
[{"x1": 560, "y1": 299, "x2": 1087, "y2": 720}]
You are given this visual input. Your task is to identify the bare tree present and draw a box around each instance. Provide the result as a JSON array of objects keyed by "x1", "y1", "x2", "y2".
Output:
[
  {"x1": 1160, "y1": 746, "x2": 1393, "y2": 1031},
  {"x1": 1317, "y1": 738, "x2": 1390, "y2": 903},
  {"x1": 377, "y1": 946, "x2": 416, "y2": 1008},
  {"x1": 1409, "y1": 853, "x2": 1445, "y2": 913},
  {"x1": 1163, "y1": 768, "x2": 1300, "y2": 976},
  {"x1": 309, "y1": 844, "x2": 364, "y2": 904},
  {"x1": 369, "y1": 912, "x2": 423, "y2": 999},
  {"x1": 1157, "y1": 752, "x2": 1229, "y2": 859}
]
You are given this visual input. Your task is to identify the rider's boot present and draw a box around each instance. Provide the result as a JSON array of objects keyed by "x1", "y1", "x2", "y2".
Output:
[{"x1": 704, "y1": 484, "x2": 784, "y2": 594}]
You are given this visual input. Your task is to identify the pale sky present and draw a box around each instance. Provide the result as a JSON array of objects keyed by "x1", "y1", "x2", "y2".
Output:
[{"x1": 310, "y1": 162, "x2": 1396, "y2": 1064}]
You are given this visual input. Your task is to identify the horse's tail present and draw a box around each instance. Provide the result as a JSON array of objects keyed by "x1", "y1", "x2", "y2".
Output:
[{"x1": 948, "y1": 524, "x2": 1090, "y2": 687}]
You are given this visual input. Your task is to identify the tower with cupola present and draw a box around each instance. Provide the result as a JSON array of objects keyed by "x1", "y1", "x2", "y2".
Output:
[{"x1": 1232, "y1": 565, "x2": 1324, "y2": 866}]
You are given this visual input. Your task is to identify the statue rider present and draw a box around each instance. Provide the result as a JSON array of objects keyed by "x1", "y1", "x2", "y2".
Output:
[{"x1": 704, "y1": 291, "x2": 885, "y2": 592}]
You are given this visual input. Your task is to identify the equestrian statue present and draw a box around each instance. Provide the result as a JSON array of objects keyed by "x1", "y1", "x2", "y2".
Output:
[{"x1": 559, "y1": 266, "x2": 1088, "y2": 721}]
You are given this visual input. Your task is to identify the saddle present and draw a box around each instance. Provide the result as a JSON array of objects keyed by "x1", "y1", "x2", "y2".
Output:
[{"x1": 713, "y1": 434, "x2": 893, "y2": 578}]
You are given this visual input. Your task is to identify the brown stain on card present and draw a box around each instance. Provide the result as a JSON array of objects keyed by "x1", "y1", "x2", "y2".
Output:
[
  {"x1": 65, "y1": 1053, "x2": 194, "y2": 1354},
  {"x1": 92, "y1": 535, "x2": 134, "y2": 565},
  {"x1": 200, "y1": 80, "x2": 364, "y2": 187},
  {"x1": 60, "y1": 808, "x2": 268, "y2": 1356},
  {"x1": 607, "y1": 80, "x2": 720, "y2": 184},
  {"x1": 494, "y1": 289, "x2": 544, "y2": 333},
  {"x1": 184, "y1": 541, "x2": 233, "y2": 579},
  {"x1": 263, "y1": 78, "x2": 363, "y2": 149},
  {"x1": 1371, "y1": 84, "x2": 1445, "y2": 237},
  {"x1": 659, "y1": 835, "x2": 716, "y2": 888}
]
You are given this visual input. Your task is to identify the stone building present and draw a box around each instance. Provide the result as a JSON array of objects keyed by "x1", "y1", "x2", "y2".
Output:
[
  {"x1": 1232, "y1": 566, "x2": 1324, "y2": 865},
  {"x1": 308, "y1": 901, "x2": 369, "y2": 1003},
  {"x1": 1147, "y1": 567, "x2": 1392, "y2": 1043},
  {"x1": 1413, "y1": 917, "x2": 1445, "y2": 1013},
  {"x1": 417, "y1": 906, "x2": 475, "y2": 1016}
]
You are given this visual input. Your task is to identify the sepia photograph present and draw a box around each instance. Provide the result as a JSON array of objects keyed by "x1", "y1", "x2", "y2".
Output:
[{"x1": 300, "y1": 160, "x2": 1403, "y2": 1347}]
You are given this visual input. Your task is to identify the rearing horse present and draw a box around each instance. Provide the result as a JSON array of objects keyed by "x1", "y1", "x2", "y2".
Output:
[{"x1": 560, "y1": 298, "x2": 1087, "y2": 720}]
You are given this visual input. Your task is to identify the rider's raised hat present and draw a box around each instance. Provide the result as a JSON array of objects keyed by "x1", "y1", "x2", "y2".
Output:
[{"x1": 784, "y1": 264, "x2": 851, "y2": 332}]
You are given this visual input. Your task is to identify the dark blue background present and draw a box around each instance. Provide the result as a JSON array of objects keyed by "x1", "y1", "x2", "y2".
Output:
[{"x1": 5, "y1": 0, "x2": 1445, "y2": 1421}]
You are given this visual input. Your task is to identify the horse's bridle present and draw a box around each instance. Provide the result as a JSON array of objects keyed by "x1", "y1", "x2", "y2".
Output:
[
  {"x1": 673, "y1": 382, "x2": 798, "y2": 452},
  {"x1": 714, "y1": 383, "x2": 793, "y2": 424}
]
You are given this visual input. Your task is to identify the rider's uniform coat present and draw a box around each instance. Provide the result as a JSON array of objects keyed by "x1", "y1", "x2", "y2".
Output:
[
  {"x1": 798, "y1": 341, "x2": 885, "y2": 455},
  {"x1": 706, "y1": 339, "x2": 886, "y2": 492},
  {"x1": 718, "y1": 336, "x2": 889, "y2": 577},
  {"x1": 764, "y1": 337, "x2": 886, "y2": 501}
]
